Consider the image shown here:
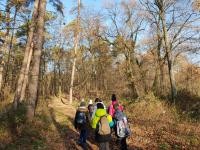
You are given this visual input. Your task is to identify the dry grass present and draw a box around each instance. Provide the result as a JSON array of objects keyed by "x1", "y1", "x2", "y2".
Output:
[
  {"x1": 123, "y1": 93, "x2": 200, "y2": 149},
  {"x1": 126, "y1": 93, "x2": 178, "y2": 123}
]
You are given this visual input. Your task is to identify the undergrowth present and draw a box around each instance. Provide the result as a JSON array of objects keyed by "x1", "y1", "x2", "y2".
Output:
[
  {"x1": 123, "y1": 93, "x2": 200, "y2": 149},
  {"x1": 0, "y1": 99, "x2": 60, "y2": 150}
]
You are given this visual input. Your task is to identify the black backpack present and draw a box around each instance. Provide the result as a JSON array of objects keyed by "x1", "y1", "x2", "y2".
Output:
[{"x1": 76, "y1": 112, "x2": 86, "y2": 124}]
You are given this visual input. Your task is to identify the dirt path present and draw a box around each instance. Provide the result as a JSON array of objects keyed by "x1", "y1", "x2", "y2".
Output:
[
  {"x1": 48, "y1": 97, "x2": 98, "y2": 150},
  {"x1": 47, "y1": 97, "x2": 144, "y2": 150}
]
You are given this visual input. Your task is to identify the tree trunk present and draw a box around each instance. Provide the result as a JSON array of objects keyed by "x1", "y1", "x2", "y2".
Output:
[
  {"x1": 26, "y1": 0, "x2": 47, "y2": 120},
  {"x1": 13, "y1": 0, "x2": 39, "y2": 109},
  {"x1": 153, "y1": 17, "x2": 164, "y2": 96},
  {"x1": 159, "y1": 0, "x2": 177, "y2": 103},
  {"x1": 126, "y1": 37, "x2": 146, "y2": 98},
  {"x1": 0, "y1": 64, "x2": 3, "y2": 91},
  {"x1": 0, "y1": 1, "x2": 10, "y2": 91},
  {"x1": 4, "y1": 7, "x2": 18, "y2": 85},
  {"x1": 53, "y1": 63, "x2": 57, "y2": 95},
  {"x1": 69, "y1": 0, "x2": 81, "y2": 104},
  {"x1": 19, "y1": 42, "x2": 34, "y2": 102},
  {"x1": 69, "y1": 54, "x2": 77, "y2": 104},
  {"x1": 132, "y1": 64, "x2": 146, "y2": 98},
  {"x1": 58, "y1": 62, "x2": 62, "y2": 97}
]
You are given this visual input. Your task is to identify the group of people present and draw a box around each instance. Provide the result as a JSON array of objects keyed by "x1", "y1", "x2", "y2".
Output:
[{"x1": 74, "y1": 94, "x2": 131, "y2": 150}]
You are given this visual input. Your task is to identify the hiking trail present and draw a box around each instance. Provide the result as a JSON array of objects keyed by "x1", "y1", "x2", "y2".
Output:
[
  {"x1": 48, "y1": 97, "x2": 99, "y2": 150},
  {"x1": 47, "y1": 97, "x2": 144, "y2": 150}
]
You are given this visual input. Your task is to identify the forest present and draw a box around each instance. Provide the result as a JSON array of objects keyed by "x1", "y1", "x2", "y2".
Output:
[{"x1": 0, "y1": 0, "x2": 200, "y2": 149}]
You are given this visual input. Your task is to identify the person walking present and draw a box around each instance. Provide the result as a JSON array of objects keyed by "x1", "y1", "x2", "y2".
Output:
[
  {"x1": 88, "y1": 99, "x2": 94, "y2": 121},
  {"x1": 91, "y1": 98, "x2": 106, "y2": 120},
  {"x1": 113, "y1": 103, "x2": 131, "y2": 150},
  {"x1": 74, "y1": 101, "x2": 88, "y2": 149},
  {"x1": 108, "y1": 94, "x2": 123, "y2": 117},
  {"x1": 91, "y1": 102, "x2": 114, "y2": 150}
]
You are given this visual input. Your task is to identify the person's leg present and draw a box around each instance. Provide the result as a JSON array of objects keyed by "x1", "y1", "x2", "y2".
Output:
[
  {"x1": 82, "y1": 129, "x2": 87, "y2": 143},
  {"x1": 105, "y1": 141, "x2": 110, "y2": 150},
  {"x1": 120, "y1": 137, "x2": 127, "y2": 150},
  {"x1": 99, "y1": 142, "x2": 105, "y2": 150},
  {"x1": 79, "y1": 129, "x2": 88, "y2": 149},
  {"x1": 79, "y1": 129, "x2": 83, "y2": 144}
]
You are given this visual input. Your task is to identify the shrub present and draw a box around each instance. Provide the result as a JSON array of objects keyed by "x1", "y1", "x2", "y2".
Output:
[{"x1": 127, "y1": 93, "x2": 179, "y2": 122}]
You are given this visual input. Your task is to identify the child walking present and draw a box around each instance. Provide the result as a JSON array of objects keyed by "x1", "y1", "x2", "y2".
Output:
[
  {"x1": 74, "y1": 101, "x2": 88, "y2": 149},
  {"x1": 113, "y1": 103, "x2": 131, "y2": 150},
  {"x1": 91, "y1": 102, "x2": 114, "y2": 150}
]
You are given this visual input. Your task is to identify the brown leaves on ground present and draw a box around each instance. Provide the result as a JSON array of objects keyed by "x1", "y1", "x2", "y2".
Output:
[
  {"x1": 49, "y1": 95, "x2": 200, "y2": 150},
  {"x1": 125, "y1": 94, "x2": 200, "y2": 150}
]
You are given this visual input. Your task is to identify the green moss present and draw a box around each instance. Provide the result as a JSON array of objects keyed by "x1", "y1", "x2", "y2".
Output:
[{"x1": 159, "y1": 142, "x2": 171, "y2": 150}]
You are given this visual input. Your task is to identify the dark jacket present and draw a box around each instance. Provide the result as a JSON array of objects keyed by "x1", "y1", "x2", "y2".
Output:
[{"x1": 74, "y1": 106, "x2": 88, "y2": 130}]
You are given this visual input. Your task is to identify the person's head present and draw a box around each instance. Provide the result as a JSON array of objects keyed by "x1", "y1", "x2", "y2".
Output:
[
  {"x1": 111, "y1": 94, "x2": 117, "y2": 101},
  {"x1": 95, "y1": 98, "x2": 102, "y2": 103},
  {"x1": 97, "y1": 102, "x2": 104, "y2": 109},
  {"x1": 113, "y1": 103, "x2": 119, "y2": 110},
  {"x1": 80, "y1": 101, "x2": 86, "y2": 107}
]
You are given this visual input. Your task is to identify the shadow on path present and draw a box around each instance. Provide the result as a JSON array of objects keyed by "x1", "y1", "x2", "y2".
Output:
[{"x1": 49, "y1": 108, "x2": 97, "y2": 150}]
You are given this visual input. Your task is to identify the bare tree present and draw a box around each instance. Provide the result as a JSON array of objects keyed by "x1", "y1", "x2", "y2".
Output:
[
  {"x1": 102, "y1": 1, "x2": 146, "y2": 98},
  {"x1": 69, "y1": 0, "x2": 81, "y2": 104}
]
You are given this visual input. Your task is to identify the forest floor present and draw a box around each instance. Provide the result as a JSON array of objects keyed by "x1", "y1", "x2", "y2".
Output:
[
  {"x1": 47, "y1": 96, "x2": 200, "y2": 150},
  {"x1": 0, "y1": 95, "x2": 200, "y2": 150},
  {"x1": 47, "y1": 96, "x2": 131, "y2": 150},
  {"x1": 48, "y1": 96, "x2": 99, "y2": 150}
]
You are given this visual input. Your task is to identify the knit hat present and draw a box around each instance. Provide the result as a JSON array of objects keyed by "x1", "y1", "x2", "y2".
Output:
[
  {"x1": 80, "y1": 101, "x2": 86, "y2": 107},
  {"x1": 89, "y1": 99, "x2": 93, "y2": 105},
  {"x1": 112, "y1": 94, "x2": 116, "y2": 101}
]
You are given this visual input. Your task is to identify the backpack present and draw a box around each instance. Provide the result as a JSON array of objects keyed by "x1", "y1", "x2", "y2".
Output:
[
  {"x1": 76, "y1": 112, "x2": 86, "y2": 124},
  {"x1": 98, "y1": 115, "x2": 111, "y2": 135},
  {"x1": 115, "y1": 111, "x2": 131, "y2": 138}
]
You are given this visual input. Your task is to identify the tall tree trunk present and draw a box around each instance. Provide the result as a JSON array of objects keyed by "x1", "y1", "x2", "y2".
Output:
[
  {"x1": 153, "y1": 16, "x2": 164, "y2": 96},
  {"x1": 26, "y1": 0, "x2": 47, "y2": 120},
  {"x1": 158, "y1": 0, "x2": 177, "y2": 103},
  {"x1": 69, "y1": 0, "x2": 81, "y2": 104},
  {"x1": 131, "y1": 63, "x2": 146, "y2": 98},
  {"x1": 53, "y1": 63, "x2": 57, "y2": 95},
  {"x1": 19, "y1": 42, "x2": 34, "y2": 102},
  {"x1": 0, "y1": 53, "x2": 4, "y2": 92},
  {"x1": 0, "y1": 63, "x2": 3, "y2": 91},
  {"x1": 58, "y1": 62, "x2": 62, "y2": 97},
  {"x1": 0, "y1": 1, "x2": 10, "y2": 91},
  {"x1": 4, "y1": 7, "x2": 18, "y2": 86},
  {"x1": 127, "y1": 49, "x2": 146, "y2": 98},
  {"x1": 13, "y1": 0, "x2": 39, "y2": 109},
  {"x1": 126, "y1": 32, "x2": 146, "y2": 98},
  {"x1": 69, "y1": 51, "x2": 77, "y2": 104}
]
